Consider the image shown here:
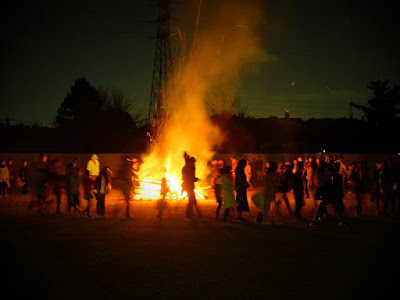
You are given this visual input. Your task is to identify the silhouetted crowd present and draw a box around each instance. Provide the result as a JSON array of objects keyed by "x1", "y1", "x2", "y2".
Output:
[
  {"x1": 0, "y1": 153, "x2": 399, "y2": 226},
  {"x1": 210, "y1": 155, "x2": 399, "y2": 226}
]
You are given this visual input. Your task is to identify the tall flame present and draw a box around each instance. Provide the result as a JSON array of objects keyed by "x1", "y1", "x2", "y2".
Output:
[{"x1": 137, "y1": 0, "x2": 264, "y2": 200}]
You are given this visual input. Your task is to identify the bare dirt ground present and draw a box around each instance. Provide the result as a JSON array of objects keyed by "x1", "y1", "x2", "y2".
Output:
[{"x1": 1, "y1": 189, "x2": 399, "y2": 299}]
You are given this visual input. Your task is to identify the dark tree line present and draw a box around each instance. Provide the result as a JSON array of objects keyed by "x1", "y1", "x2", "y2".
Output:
[
  {"x1": 1, "y1": 79, "x2": 399, "y2": 153},
  {"x1": 52, "y1": 77, "x2": 147, "y2": 153}
]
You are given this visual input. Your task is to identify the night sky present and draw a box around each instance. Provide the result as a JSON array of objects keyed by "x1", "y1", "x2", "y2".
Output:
[{"x1": 1, "y1": 0, "x2": 399, "y2": 125}]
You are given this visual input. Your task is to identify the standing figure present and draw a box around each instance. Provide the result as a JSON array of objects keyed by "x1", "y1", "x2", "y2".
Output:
[
  {"x1": 380, "y1": 161, "x2": 394, "y2": 217},
  {"x1": 157, "y1": 172, "x2": 169, "y2": 220},
  {"x1": 182, "y1": 154, "x2": 202, "y2": 220},
  {"x1": 275, "y1": 162, "x2": 294, "y2": 216},
  {"x1": 235, "y1": 159, "x2": 250, "y2": 222},
  {"x1": 0, "y1": 160, "x2": 10, "y2": 198},
  {"x1": 231, "y1": 158, "x2": 238, "y2": 182},
  {"x1": 66, "y1": 165, "x2": 81, "y2": 214},
  {"x1": 82, "y1": 170, "x2": 94, "y2": 217},
  {"x1": 221, "y1": 166, "x2": 238, "y2": 225},
  {"x1": 244, "y1": 157, "x2": 252, "y2": 189},
  {"x1": 94, "y1": 167, "x2": 112, "y2": 217},
  {"x1": 292, "y1": 159, "x2": 304, "y2": 218},
  {"x1": 211, "y1": 160, "x2": 223, "y2": 220},
  {"x1": 348, "y1": 162, "x2": 362, "y2": 216},
  {"x1": 19, "y1": 160, "x2": 29, "y2": 195},
  {"x1": 371, "y1": 161, "x2": 383, "y2": 215},
  {"x1": 255, "y1": 155, "x2": 264, "y2": 185},
  {"x1": 7, "y1": 159, "x2": 16, "y2": 195},
  {"x1": 48, "y1": 159, "x2": 66, "y2": 215},
  {"x1": 262, "y1": 161, "x2": 281, "y2": 225},
  {"x1": 85, "y1": 154, "x2": 100, "y2": 217},
  {"x1": 310, "y1": 160, "x2": 344, "y2": 226},
  {"x1": 120, "y1": 157, "x2": 138, "y2": 218},
  {"x1": 30, "y1": 153, "x2": 49, "y2": 215},
  {"x1": 305, "y1": 157, "x2": 315, "y2": 199}
]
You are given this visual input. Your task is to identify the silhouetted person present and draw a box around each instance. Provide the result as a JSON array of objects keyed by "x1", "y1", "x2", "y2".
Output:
[
  {"x1": 235, "y1": 159, "x2": 250, "y2": 222},
  {"x1": 380, "y1": 161, "x2": 394, "y2": 216},
  {"x1": 220, "y1": 166, "x2": 237, "y2": 225},
  {"x1": 255, "y1": 155, "x2": 264, "y2": 184},
  {"x1": 310, "y1": 160, "x2": 344, "y2": 226},
  {"x1": 262, "y1": 161, "x2": 282, "y2": 225},
  {"x1": 120, "y1": 157, "x2": 137, "y2": 218},
  {"x1": 82, "y1": 170, "x2": 94, "y2": 218},
  {"x1": 371, "y1": 161, "x2": 383, "y2": 215},
  {"x1": 182, "y1": 154, "x2": 202, "y2": 220},
  {"x1": 348, "y1": 162, "x2": 362, "y2": 216},
  {"x1": 94, "y1": 167, "x2": 112, "y2": 217},
  {"x1": 47, "y1": 159, "x2": 66, "y2": 215},
  {"x1": 7, "y1": 159, "x2": 16, "y2": 195},
  {"x1": 157, "y1": 171, "x2": 169, "y2": 220},
  {"x1": 210, "y1": 160, "x2": 223, "y2": 220},
  {"x1": 66, "y1": 164, "x2": 81, "y2": 214},
  {"x1": 30, "y1": 153, "x2": 49, "y2": 215},
  {"x1": 304, "y1": 157, "x2": 315, "y2": 199},
  {"x1": 275, "y1": 162, "x2": 294, "y2": 216},
  {"x1": 292, "y1": 159, "x2": 304, "y2": 218},
  {"x1": 84, "y1": 154, "x2": 100, "y2": 217},
  {"x1": 0, "y1": 160, "x2": 9, "y2": 198},
  {"x1": 384, "y1": 158, "x2": 396, "y2": 215},
  {"x1": 19, "y1": 160, "x2": 29, "y2": 195}
]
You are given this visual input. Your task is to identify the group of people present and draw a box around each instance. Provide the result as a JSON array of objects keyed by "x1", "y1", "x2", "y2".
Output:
[
  {"x1": 209, "y1": 155, "x2": 399, "y2": 226},
  {"x1": 25, "y1": 153, "x2": 115, "y2": 217},
  {"x1": 0, "y1": 159, "x2": 29, "y2": 197},
  {"x1": 0, "y1": 153, "x2": 398, "y2": 225}
]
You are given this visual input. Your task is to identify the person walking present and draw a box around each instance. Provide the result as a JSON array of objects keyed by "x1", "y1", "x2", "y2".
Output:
[
  {"x1": 380, "y1": 161, "x2": 394, "y2": 217},
  {"x1": 211, "y1": 160, "x2": 223, "y2": 220},
  {"x1": 121, "y1": 157, "x2": 139, "y2": 218},
  {"x1": 310, "y1": 160, "x2": 344, "y2": 226},
  {"x1": 30, "y1": 153, "x2": 49, "y2": 215},
  {"x1": 7, "y1": 159, "x2": 16, "y2": 195},
  {"x1": 66, "y1": 164, "x2": 81, "y2": 214},
  {"x1": 235, "y1": 159, "x2": 250, "y2": 222},
  {"x1": 19, "y1": 160, "x2": 29, "y2": 195},
  {"x1": 220, "y1": 166, "x2": 238, "y2": 225},
  {"x1": 292, "y1": 159, "x2": 304, "y2": 218},
  {"x1": 157, "y1": 172, "x2": 169, "y2": 220},
  {"x1": 84, "y1": 154, "x2": 100, "y2": 217},
  {"x1": 262, "y1": 161, "x2": 282, "y2": 225},
  {"x1": 0, "y1": 160, "x2": 10, "y2": 198},
  {"x1": 371, "y1": 161, "x2": 383, "y2": 215},
  {"x1": 182, "y1": 153, "x2": 202, "y2": 220},
  {"x1": 94, "y1": 167, "x2": 112, "y2": 217}
]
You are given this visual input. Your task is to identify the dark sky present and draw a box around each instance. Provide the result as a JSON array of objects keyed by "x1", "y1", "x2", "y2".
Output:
[{"x1": 1, "y1": 0, "x2": 399, "y2": 124}]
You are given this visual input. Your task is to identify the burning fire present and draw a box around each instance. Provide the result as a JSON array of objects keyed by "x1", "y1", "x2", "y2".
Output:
[
  {"x1": 135, "y1": 175, "x2": 208, "y2": 201},
  {"x1": 136, "y1": 0, "x2": 264, "y2": 201}
]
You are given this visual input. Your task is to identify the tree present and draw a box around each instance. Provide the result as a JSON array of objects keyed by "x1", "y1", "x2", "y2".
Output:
[
  {"x1": 351, "y1": 80, "x2": 400, "y2": 130},
  {"x1": 55, "y1": 78, "x2": 143, "y2": 152},
  {"x1": 55, "y1": 78, "x2": 104, "y2": 129},
  {"x1": 205, "y1": 89, "x2": 248, "y2": 118}
]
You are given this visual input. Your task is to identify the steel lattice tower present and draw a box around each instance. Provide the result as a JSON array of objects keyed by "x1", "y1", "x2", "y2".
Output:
[{"x1": 148, "y1": 0, "x2": 175, "y2": 138}]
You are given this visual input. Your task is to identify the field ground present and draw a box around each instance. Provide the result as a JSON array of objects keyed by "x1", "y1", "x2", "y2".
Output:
[{"x1": 1, "y1": 189, "x2": 399, "y2": 299}]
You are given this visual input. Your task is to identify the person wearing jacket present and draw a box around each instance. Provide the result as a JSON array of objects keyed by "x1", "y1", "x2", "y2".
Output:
[
  {"x1": 19, "y1": 160, "x2": 29, "y2": 195},
  {"x1": 220, "y1": 166, "x2": 238, "y2": 225},
  {"x1": 94, "y1": 167, "x2": 112, "y2": 217},
  {"x1": 7, "y1": 159, "x2": 16, "y2": 195},
  {"x1": 0, "y1": 160, "x2": 10, "y2": 197},
  {"x1": 30, "y1": 153, "x2": 49, "y2": 215},
  {"x1": 235, "y1": 159, "x2": 250, "y2": 222},
  {"x1": 292, "y1": 159, "x2": 304, "y2": 218},
  {"x1": 310, "y1": 161, "x2": 344, "y2": 226},
  {"x1": 182, "y1": 154, "x2": 202, "y2": 220}
]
